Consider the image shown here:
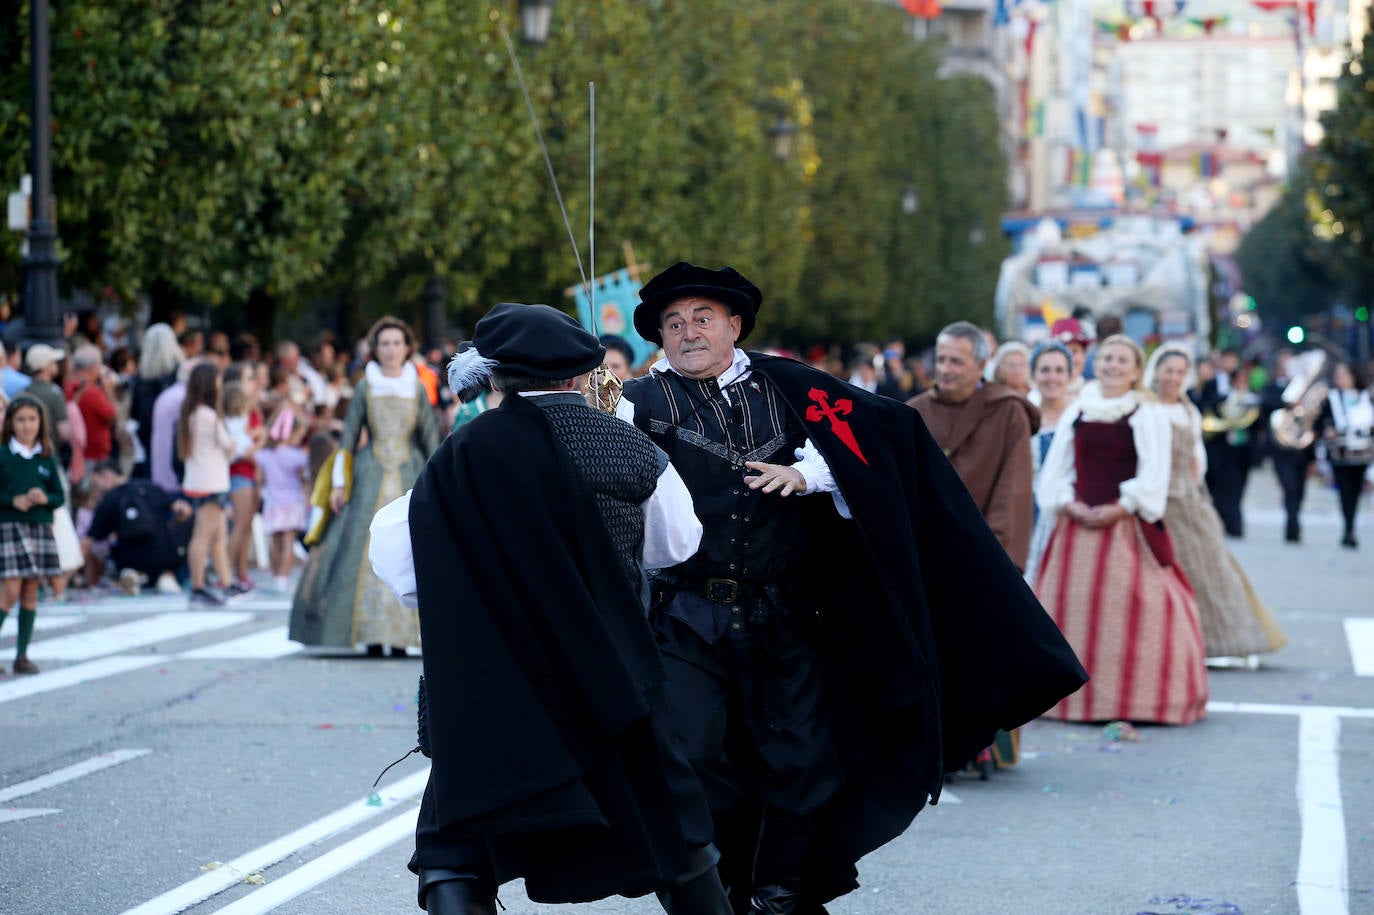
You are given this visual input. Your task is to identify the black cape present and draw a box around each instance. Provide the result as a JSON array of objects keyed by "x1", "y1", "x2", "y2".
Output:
[
  {"x1": 740, "y1": 356, "x2": 1088, "y2": 899},
  {"x1": 408, "y1": 393, "x2": 693, "y2": 902}
]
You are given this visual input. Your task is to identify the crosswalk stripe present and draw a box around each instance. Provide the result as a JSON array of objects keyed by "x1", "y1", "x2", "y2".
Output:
[
  {"x1": 1343, "y1": 618, "x2": 1374, "y2": 677},
  {"x1": 27, "y1": 611, "x2": 252, "y2": 661},
  {"x1": 1, "y1": 616, "x2": 86, "y2": 635},
  {"x1": 1297, "y1": 711, "x2": 1348, "y2": 915},
  {"x1": 0, "y1": 807, "x2": 61, "y2": 824},
  {"x1": 213, "y1": 807, "x2": 419, "y2": 914},
  {"x1": 0, "y1": 749, "x2": 152, "y2": 804},
  {"x1": 121, "y1": 767, "x2": 430, "y2": 915},
  {"x1": 179, "y1": 627, "x2": 302, "y2": 660},
  {"x1": 0, "y1": 655, "x2": 168, "y2": 704}
]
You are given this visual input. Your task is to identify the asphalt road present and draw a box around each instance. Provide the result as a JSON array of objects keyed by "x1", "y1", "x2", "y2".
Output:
[{"x1": 1, "y1": 466, "x2": 1370, "y2": 915}]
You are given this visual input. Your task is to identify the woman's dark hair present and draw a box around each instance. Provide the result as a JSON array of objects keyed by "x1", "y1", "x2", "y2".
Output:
[
  {"x1": 1332, "y1": 361, "x2": 1369, "y2": 391},
  {"x1": 177, "y1": 362, "x2": 222, "y2": 458},
  {"x1": 367, "y1": 316, "x2": 414, "y2": 362},
  {"x1": 2, "y1": 394, "x2": 55, "y2": 456}
]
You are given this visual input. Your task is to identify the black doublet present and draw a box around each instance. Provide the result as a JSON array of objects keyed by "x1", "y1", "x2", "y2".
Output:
[
  {"x1": 626, "y1": 370, "x2": 808, "y2": 582},
  {"x1": 537, "y1": 393, "x2": 667, "y2": 594}
]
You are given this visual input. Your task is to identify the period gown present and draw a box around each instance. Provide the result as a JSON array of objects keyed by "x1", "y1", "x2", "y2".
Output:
[
  {"x1": 1035, "y1": 383, "x2": 1208, "y2": 725},
  {"x1": 1160, "y1": 400, "x2": 1287, "y2": 659},
  {"x1": 289, "y1": 361, "x2": 440, "y2": 649}
]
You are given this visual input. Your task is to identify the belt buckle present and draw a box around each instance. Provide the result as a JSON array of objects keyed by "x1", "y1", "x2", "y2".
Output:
[{"x1": 705, "y1": 577, "x2": 739, "y2": 603}]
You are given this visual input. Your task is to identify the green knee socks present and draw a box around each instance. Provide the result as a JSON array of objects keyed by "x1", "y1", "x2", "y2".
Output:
[{"x1": 15, "y1": 607, "x2": 35, "y2": 657}]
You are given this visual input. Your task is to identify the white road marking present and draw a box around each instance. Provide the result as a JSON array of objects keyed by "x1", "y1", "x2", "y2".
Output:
[
  {"x1": 1207, "y1": 701, "x2": 1374, "y2": 720},
  {"x1": 0, "y1": 749, "x2": 152, "y2": 804},
  {"x1": 120, "y1": 767, "x2": 430, "y2": 915},
  {"x1": 1296, "y1": 711, "x2": 1347, "y2": 915},
  {"x1": 1342, "y1": 618, "x2": 1374, "y2": 677},
  {"x1": 0, "y1": 615, "x2": 85, "y2": 635},
  {"x1": 213, "y1": 807, "x2": 419, "y2": 914},
  {"x1": 179, "y1": 627, "x2": 301, "y2": 660},
  {"x1": 0, "y1": 807, "x2": 61, "y2": 824},
  {"x1": 26, "y1": 611, "x2": 252, "y2": 661},
  {"x1": 0, "y1": 655, "x2": 169, "y2": 704}
]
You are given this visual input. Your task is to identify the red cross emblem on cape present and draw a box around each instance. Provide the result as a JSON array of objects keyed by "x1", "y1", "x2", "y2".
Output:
[{"x1": 804, "y1": 387, "x2": 869, "y2": 465}]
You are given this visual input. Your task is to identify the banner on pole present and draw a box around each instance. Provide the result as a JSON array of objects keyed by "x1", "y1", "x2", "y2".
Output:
[{"x1": 572, "y1": 268, "x2": 657, "y2": 367}]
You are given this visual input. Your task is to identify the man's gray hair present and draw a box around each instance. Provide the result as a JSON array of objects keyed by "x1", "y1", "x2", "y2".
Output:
[
  {"x1": 936, "y1": 321, "x2": 991, "y2": 363},
  {"x1": 72, "y1": 343, "x2": 103, "y2": 370},
  {"x1": 490, "y1": 370, "x2": 574, "y2": 395}
]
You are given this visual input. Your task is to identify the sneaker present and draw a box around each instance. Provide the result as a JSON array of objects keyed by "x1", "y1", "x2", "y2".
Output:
[
  {"x1": 155, "y1": 572, "x2": 182, "y2": 595},
  {"x1": 118, "y1": 568, "x2": 144, "y2": 596},
  {"x1": 225, "y1": 582, "x2": 253, "y2": 600},
  {"x1": 272, "y1": 576, "x2": 291, "y2": 593},
  {"x1": 12, "y1": 655, "x2": 40, "y2": 675},
  {"x1": 189, "y1": 587, "x2": 226, "y2": 607}
]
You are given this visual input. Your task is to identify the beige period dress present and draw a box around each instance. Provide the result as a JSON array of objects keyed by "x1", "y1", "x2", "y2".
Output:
[
  {"x1": 289, "y1": 363, "x2": 440, "y2": 648},
  {"x1": 1161, "y1": 402, "x2": 1287, "y2": 658}
]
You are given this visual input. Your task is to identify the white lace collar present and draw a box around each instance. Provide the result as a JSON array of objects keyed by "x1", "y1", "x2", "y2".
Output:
[
  {"x1": 1075, "y1": 381, "x2": 1141, "y2": 423},
  {"x1": 365, "y1": 360, "x2": 418, "y2": 398}
]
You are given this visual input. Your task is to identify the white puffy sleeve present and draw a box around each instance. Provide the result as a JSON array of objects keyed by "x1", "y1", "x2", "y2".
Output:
[
  {"x1": 1035, "y1": 404, "x2": 1081, "y2": 515},
  {"x1": 1119, "y1": 403, "x2": 1172, "y2": 523},
  {"x1": 368, "y1": 491, "x2": 417, "y2": 607},
  {"x1": 642, "y1": 461, "x2": 703, "y2": 569}
]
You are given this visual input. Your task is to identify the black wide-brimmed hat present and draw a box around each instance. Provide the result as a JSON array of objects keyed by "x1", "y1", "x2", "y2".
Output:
[
  {"x1": 446, "y1": 303, "x2": 605, "y2": 394},
  {"x1": 633, "y1": 262, "x2": 762, "y2": 345}
]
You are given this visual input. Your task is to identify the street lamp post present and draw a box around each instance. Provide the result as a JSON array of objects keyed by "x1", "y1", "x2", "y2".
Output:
[{"x1": 22, "y1": 0, "x2": 61, "y2": 347}]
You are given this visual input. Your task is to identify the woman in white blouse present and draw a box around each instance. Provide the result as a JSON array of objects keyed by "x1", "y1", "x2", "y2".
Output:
[
  {"x1": 1034, "y1": 335, "x2": 1208, "y2": 725},
  {"x1": 1318, "y1": 361, "x2": 1373, "y2": 548},
  {"x1": 1147, "y1": 344, "x2": 1286, "y2": 664}
]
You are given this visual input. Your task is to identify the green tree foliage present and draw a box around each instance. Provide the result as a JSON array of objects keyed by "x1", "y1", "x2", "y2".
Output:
[
  {"x1": 1, "y1": 0, "x2": 1008, "y2": 345},
  {"x1": 1312, "y1": 12, "x2": 1374, "y2": 278}
]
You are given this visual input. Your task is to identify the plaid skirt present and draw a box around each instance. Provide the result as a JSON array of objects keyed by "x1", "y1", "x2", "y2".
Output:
[{"x1": 0, "y1": 520, "x2": 63, "y2": 580}]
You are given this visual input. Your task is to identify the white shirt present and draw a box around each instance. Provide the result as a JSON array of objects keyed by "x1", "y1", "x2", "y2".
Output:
[
  {"x1": 615, "y1": 348, "x2": 851, "y2": 518},
  {"x1": 367, "y1": 390, "x2": 703, "y2": 609},
  {"x1": 1035, "y1": 383, "x2": 1172, "y2": 523}
]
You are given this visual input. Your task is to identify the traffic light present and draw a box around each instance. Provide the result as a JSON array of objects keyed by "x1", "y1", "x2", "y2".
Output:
[
  {"x1": 1357, "y1": 306, "x2": 1370, "y2": 322},
  {"x1": 1287, "y1": 326, "x2": 1306, "y2": 344}
]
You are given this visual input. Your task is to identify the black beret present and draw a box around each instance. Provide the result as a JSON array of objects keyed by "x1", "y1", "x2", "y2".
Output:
[
  {"x1": 633, "y1": 262, "x2": 762, "y2": 345},
  {"x1": 472, "y1": 303, "x2": 605, "y2": 379}
]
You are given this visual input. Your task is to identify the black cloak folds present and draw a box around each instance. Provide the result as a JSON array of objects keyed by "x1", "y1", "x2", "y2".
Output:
[
  {"x1": 741, "y1": 355, "x2": 1089, "y2": 900},
  {"x1": 408, "y1": 394, "x2": 693, "y2": 902}
]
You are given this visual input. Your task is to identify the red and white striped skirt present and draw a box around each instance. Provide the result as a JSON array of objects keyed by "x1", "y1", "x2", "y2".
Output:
[{"x1": 1035, "y1": 513, "x2": 1208, "y2": 725}]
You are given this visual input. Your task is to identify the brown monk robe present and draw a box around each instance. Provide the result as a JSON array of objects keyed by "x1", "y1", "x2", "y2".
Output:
[{"x1": 909, "y1": 383, "x2": 1040, "y2": 571}]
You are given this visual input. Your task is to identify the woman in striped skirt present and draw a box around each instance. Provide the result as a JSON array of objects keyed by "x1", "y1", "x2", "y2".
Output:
[{"x1": 1034, "y1": 336, "x2": 1208, "y2": 725}]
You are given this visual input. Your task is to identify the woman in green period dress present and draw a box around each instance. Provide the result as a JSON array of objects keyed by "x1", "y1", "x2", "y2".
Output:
[{"x1": 289, "y1": 317, "x2": 440, "y2": 655}]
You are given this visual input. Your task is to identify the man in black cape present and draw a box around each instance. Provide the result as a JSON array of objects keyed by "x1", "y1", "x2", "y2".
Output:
[
  {"x1": 618, "y1": 262, "x2": 1089, "y2": 914},
  {"x1": 370, "y1": 303, "x2": 733, "y2": 914}
]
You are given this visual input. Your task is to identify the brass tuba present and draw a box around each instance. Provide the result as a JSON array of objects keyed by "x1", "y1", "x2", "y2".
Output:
[
  {"x1": 1270, "y1": 351, "x2": 1329, "y2": 450},
  {"x1": 1201, "y1": 393, "x2": 1260, "y2": 435}
]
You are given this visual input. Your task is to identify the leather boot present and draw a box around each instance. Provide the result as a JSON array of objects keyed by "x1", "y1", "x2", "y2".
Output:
[
  {"x1": 750, "y1": 883, "x2": 800, "y2": 914},
  {"x1": 656, "y1": 865, "x2": 733, "y2": 915},
  {"x1": 417, "y1": 868, "x2": 496, "y2": 915},
  {"x1": 748, "y1": 809, "x2": 817, "y2": 915}
]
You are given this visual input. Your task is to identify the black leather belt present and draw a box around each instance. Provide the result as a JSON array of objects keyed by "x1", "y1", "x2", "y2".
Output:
[{"x1": 703, "y1": 577, "x2": 740, "y2": 603}]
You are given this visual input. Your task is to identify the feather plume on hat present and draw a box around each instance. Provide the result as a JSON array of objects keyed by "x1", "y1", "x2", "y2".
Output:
[{"x1": 447, "y1": 344, "x2": 498, "y2": 397}]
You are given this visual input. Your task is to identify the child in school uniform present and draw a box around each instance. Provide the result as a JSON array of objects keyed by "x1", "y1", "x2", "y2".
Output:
[{"x1": 0, "y1": 394, "x2": 66, "y2": 674}]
